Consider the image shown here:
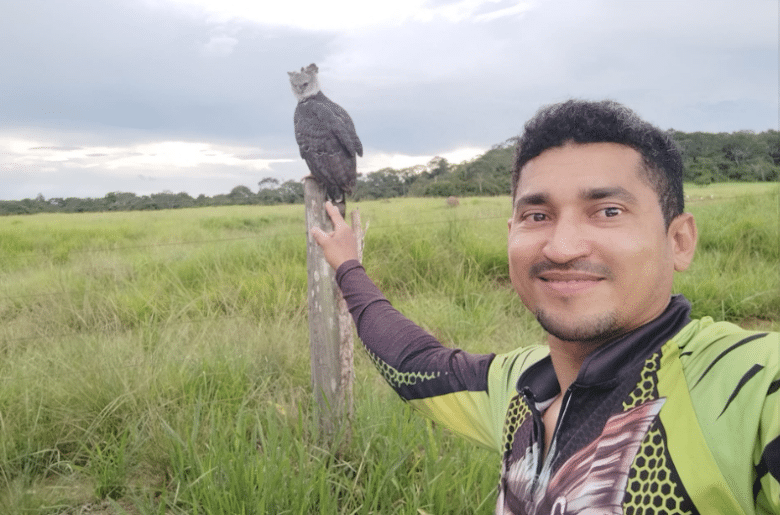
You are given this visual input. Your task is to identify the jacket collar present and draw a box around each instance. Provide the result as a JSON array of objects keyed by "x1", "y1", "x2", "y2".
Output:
[{"x1": 518, "y1": 295, "x2": 692, "y2": 402}]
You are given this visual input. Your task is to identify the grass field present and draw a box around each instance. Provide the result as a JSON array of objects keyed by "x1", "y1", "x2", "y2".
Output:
[{"x1": 0, "y1": 182, "x2": 777, "y2": 514}]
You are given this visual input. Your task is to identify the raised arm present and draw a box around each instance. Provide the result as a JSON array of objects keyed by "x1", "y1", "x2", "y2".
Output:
[{"x1": 309, "y1": 202, "x2": 514, "y2": 451}]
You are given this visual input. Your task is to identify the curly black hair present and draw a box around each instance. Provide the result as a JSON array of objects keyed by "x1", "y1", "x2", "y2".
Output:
[{"x1": 512, "y1": 99, "x2": 684, "y2": 228}]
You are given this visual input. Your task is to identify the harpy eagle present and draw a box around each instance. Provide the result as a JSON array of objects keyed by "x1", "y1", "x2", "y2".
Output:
[{"x1": 289, "y1": 63, "x2": 363, "y2": 216}]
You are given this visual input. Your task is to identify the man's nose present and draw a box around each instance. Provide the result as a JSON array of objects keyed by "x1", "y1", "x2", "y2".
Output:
[{"x1": 541, "y1": 216, "x2": 591, "y2": 263}]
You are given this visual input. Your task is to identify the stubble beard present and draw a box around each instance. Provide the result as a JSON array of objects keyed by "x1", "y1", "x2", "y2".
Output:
[
  {"x1": 535, "y1": 308, "x2": 622, "y2": 344},
  {"x1": 527, "y1": 259, "x2": 622, "y2": 344}
]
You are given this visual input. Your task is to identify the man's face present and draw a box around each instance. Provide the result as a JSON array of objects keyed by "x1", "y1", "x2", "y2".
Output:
[{"x1": 508, "y1": 142, "x2": 681, "y2": 344}]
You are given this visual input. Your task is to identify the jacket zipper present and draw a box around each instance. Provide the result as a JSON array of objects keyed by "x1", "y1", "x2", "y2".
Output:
[{"x1": 537, "y1": 386, "x2": 574, "y2": 475}]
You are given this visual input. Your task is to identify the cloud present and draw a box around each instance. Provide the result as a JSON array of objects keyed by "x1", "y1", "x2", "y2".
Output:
[
  {"x1": 473, "y1": 0, "x2": 532, "y2": 22},
  {"x1": 102, "y1": 141, "x2": 293, "y2": 174},
  {"x1": 27, "y1": 146, "x2": 83, "y2": 151},
  {"x1": 359, "y1": 146, "x2": 487, "y2": 174},
  {"x1": 0, "y1": 0, "x2": 775, "y2": 200},
  {"x1": 157, "y1": 0, "x2": 533, "y2": 30},
  {"x1": 202, "y1": 35, "x2": 239, "y2": 56},
  {"x1": 0, "y1": 133, "x2": 295, "y2": 199}
]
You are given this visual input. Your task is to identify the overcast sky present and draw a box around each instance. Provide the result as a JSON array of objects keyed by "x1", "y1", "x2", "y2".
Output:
[{"x1": 1, "y1": 0, "x2": 777, "y2": 200}]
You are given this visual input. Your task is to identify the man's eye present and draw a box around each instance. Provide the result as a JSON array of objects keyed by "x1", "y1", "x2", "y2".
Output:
[
  {"x1": 528, "y1": 213, "x2": 547, "y2": 222},
  {"x1": 603, "y1": 207, "x2": 621, "y2": 217}
]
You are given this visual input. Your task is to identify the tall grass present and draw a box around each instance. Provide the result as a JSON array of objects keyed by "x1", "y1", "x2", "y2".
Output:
[
  {"x1": 0, "y1": 184, "x2": 776, "y2": 514},
  {"x1": 677, "y1": 183, "x2": 779, "y2": 324}
]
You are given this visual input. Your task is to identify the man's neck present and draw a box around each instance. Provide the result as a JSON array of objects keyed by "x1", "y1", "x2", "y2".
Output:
[
  {"x1": 547, "y1": 337, "x2": 606, "y2": 393},
  {"x1": 545, "y1": 301, "x2": 675, "y2": 392}
]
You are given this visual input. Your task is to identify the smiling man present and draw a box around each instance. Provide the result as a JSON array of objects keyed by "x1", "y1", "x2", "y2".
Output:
[{"x1": 311, "y1": 100, "x2": 779, "y2": 515}]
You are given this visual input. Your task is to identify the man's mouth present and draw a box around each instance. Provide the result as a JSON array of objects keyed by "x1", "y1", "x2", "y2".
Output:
[
  {"x1": 537, "y1": 272, "x2": 603, "y2": 282},
  {"x1": 537, "y1": 272, "x2": 604, "y2": 294}
]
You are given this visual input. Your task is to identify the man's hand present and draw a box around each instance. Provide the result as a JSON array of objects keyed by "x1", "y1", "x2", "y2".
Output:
[{"x1": 310, "y1": 201, "x2": 360, "y2": 270}]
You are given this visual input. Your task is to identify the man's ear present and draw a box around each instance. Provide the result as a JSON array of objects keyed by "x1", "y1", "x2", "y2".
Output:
[{"x1": 669, "y1": 212, "x2": 698, "y2": 272}]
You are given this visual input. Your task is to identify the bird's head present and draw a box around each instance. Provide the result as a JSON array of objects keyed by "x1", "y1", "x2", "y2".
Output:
[{"x1": 288, "y1": 63, "x2": 321, "y2": 102}]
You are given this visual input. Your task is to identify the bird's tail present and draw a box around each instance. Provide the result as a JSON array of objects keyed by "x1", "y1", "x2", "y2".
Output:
[
  {"x1": 326, "y1": 185, "x2": 347, "y2": 217},
  {"x1": 334, "y1": 199, "x2": 346, "y2": 218}
]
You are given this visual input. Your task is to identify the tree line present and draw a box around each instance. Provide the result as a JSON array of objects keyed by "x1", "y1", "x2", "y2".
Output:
[{"x1": 2, "y1": 129, "x2": 778, "y2": 215}]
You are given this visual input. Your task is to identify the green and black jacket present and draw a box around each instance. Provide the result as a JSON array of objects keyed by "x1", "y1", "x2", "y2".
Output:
[{"x1": 336, "y1": 260, "x2": 780, "y2": 515}]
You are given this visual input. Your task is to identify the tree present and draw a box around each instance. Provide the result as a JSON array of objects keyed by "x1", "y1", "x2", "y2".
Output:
[
  {"x1": 229, "y1": 185, "x2": 255, "y2": 204},
  {"x1": 173, "y1": 192, "x2": 195, "y2": 208},
  {"x1": 259, "y1": 177, "x2": 280, "y2": 190},
  {"x1": 723, "y1": 131, "x2": 763, "y2": 166},
  {"x1": 257, "y1": 188, "x2": 282, "y2": 205},
  {"x1": 423, "y1": 180, "x2": 456, "y2": 197},
  {"x1": 277, "y1": 180, "x2": 304, "y2": 204},
  {"x1": 353, "y1": 169, "x2": 405, "y2": 200},
  {"x1": 425, "y1": 157, "x2": 450, "y2": 180},
  {"x1": 760, "y1": 130, "x2": 780, "y2": 166},
  {"x1": 395, "y1": 167, "x2": 420, "y2": 194}
]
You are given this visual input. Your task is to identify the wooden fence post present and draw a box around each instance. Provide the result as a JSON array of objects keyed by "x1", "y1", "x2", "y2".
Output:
[
  {"x1": 338, "y1": 208, "x2": 364, "y2": 424},
  {"x1": 303, "y1": 177, "x2": 360, "y2": 438}
]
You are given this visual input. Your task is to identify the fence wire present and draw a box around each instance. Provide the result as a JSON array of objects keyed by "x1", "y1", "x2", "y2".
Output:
[{"x1": 1, "y1": 191, "x2": 776, "y2": 349}]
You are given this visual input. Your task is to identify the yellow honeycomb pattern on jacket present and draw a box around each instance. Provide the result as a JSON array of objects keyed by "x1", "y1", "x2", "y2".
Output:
[
  {"x1": 502, "y1": 394, "x2": 531, "y2": 454},
  {"x1": 363, "y1": 348, "x2": 441, "y2": 389},
  {"x1": 623, "y1": 351, "x2": 661, "y2": 409},
  {"x1": 621, "y1": 352, "x2": 696, "y2": 515},
  {"x1": 622, "y1": 425, "x2": 695, "y2": 514}
]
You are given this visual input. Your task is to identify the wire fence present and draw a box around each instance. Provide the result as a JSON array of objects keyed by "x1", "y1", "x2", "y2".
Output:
[
  {"x1": 0, "y1": 212, "x2": 500, "y2": 350},
  {"x1": 1, "y1": 191, "x2": 776, "y2": 350},
  {"x1": 2, "y1": 190, "x2": 773, "y2": 261}
]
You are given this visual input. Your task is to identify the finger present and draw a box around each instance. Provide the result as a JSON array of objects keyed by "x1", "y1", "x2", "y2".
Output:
[
  {"x1": 310, "y1": 227, "x2": 329, "y2": 245},
  {"x1": 324, "y1": 201, "x2": 347, "y2": 227}
]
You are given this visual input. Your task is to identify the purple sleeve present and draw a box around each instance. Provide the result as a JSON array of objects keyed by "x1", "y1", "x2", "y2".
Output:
[{"x1": 335, "y1": 260, "x2": 494, "y2": 400}]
